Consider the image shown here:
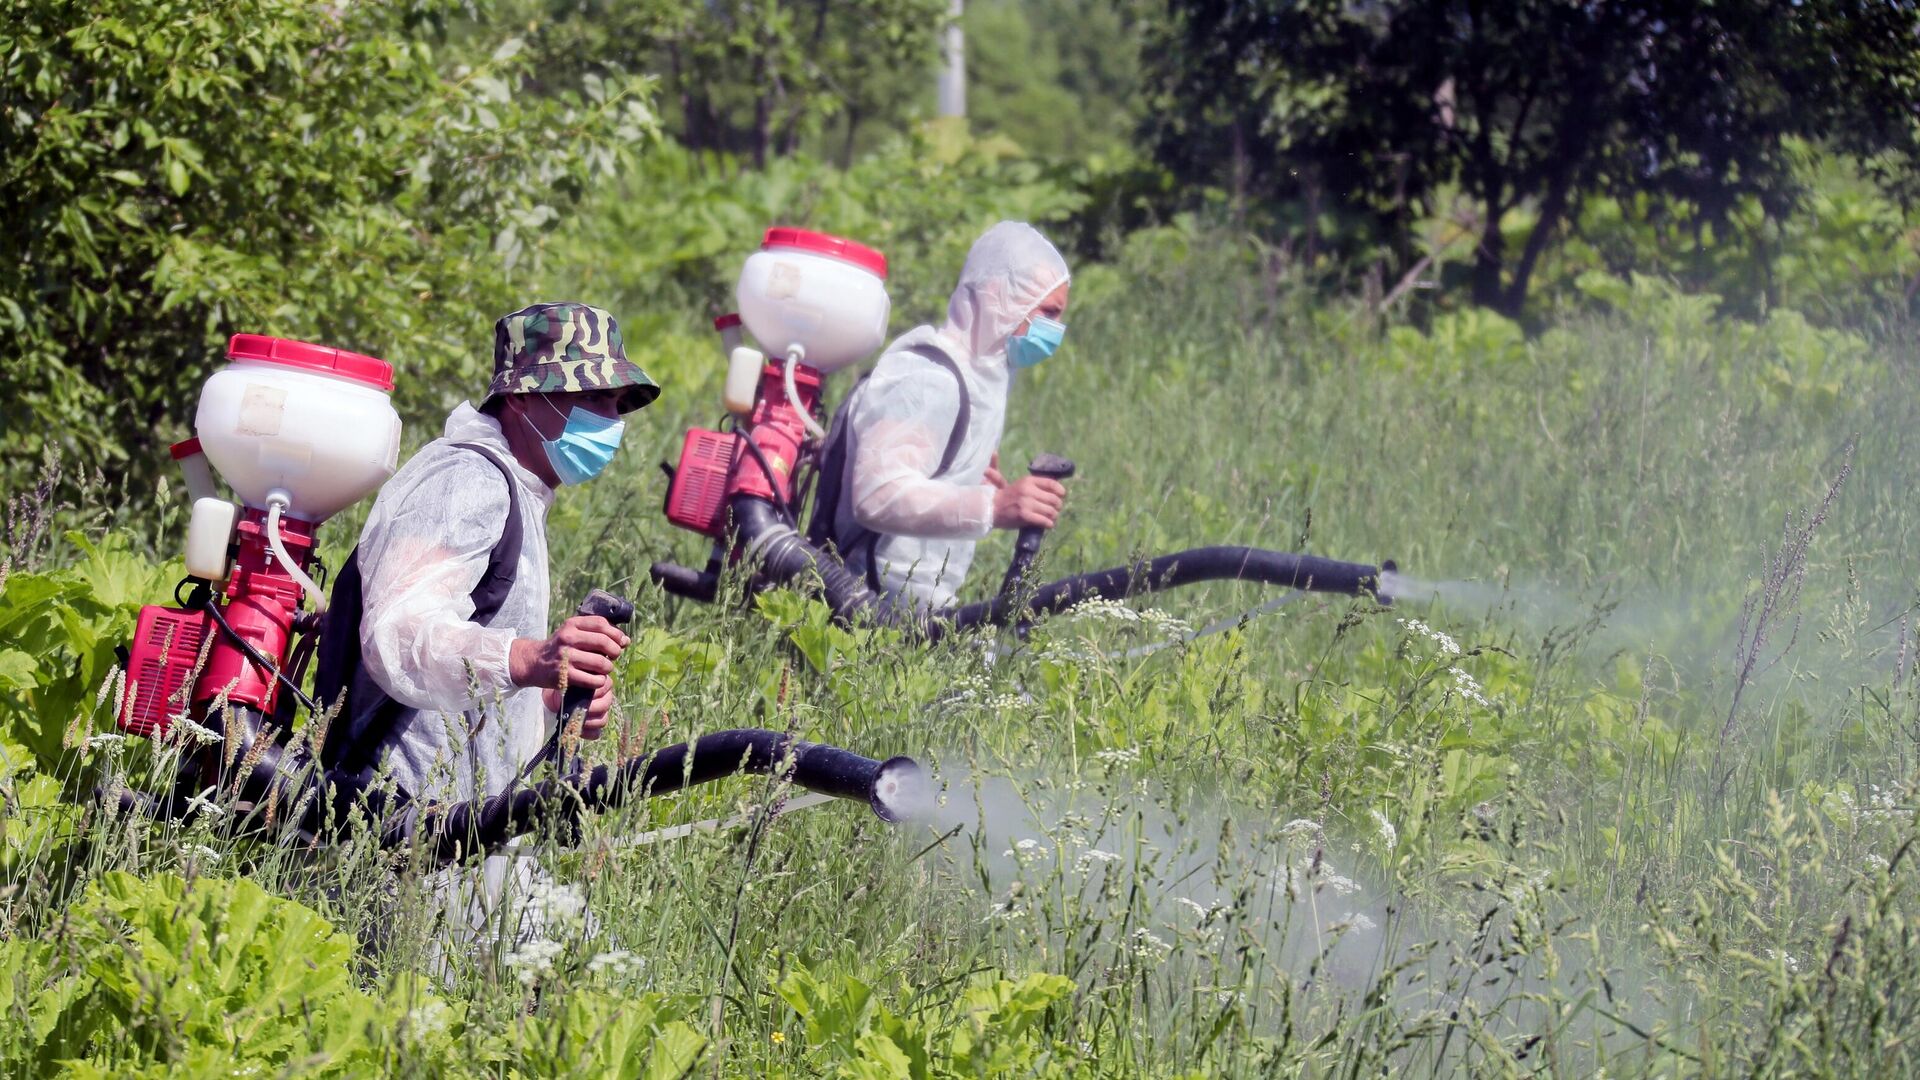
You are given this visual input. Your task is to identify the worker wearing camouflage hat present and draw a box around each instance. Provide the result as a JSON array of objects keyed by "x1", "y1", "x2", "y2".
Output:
[
  {"x1": 320, "y1": 300, "x2": 658, "y2": 949},
  {"x1": 327, "y1": 300, "x2": 657, "y2": 818}
]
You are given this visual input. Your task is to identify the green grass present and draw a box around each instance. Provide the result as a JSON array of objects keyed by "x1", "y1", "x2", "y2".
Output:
[{"x1": 5, "y1": 234, "x2": 1920, "y2": 1076}]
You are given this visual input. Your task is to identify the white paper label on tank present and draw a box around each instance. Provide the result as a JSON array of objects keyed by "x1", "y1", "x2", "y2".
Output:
[
  {"x1": 767, "y1": 261, "x2": 802, "y2": 300},
  {"x1": 237, "y1": 384, "x2": 287, "y2": 437}
]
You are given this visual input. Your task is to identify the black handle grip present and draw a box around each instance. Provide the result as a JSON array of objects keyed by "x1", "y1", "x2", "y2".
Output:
[
  {"x1": 1027, "y1": 453, "x2": 1076, "y2": 481},
  {"x1": 559, "y1": 589, "x2": 634, "y2": 722},
  {"x1": 1001, "y1": 454, "x2": 1076, "y2": 605}
]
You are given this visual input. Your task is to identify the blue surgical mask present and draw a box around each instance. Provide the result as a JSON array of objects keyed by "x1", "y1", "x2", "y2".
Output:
[
  {"x1": 539, "y1": 400, "x2": 625, "y2": 485},
  {"x1": 1007, "y1": 314, "x2": 1066, "y2": 369}
]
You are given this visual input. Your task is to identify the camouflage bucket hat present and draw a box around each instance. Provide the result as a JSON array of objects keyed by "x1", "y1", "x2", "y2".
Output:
[{"x1": 488, "y1": 302, "x2": 660, "y2": 413}]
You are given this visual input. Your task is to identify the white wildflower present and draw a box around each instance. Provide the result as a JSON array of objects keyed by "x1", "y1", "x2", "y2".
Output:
[
  {"x1": 503, "y1": 937, "x2": 565, "y2": 987},
  {"x1": 1177, "y1": 897, "x2": 1210, "y2": 919},
  {"x1": 985, "y1": 882, "x2": 1027, "y2": 922},
  {"x1": 588, "y1": 950, "x2": 643, "y2": 977},
  {"x1": 1140, "y1": 608, "x2": 1195, "y2": 639},
  {"x1": 1332, "y1": 910, "x2": 1378, "y2": 933},
  {"x1": 1066, "y1": 599, "x2": 1192, "y2": 639},
  {"x1": 1279, "y1": 818, "x2": 1322, "y2": 840},
  {"x1": 1281, "y1": 856, "x2": 1362, "y2": 898},
  {"x1": 526, "y1": 880, "x2": 588, "y2": 933},
  {"x1": 1093, "y1": 746, "x2": 1142, "y2": 768},
  {"x1": 1447, "y1": 666, "x2": 1492, "y2": 707},
  {"x1": 1826, "y1": 785, "x2": 1901, "y2": 828},
  {"x1": 1370, "y1": 809, "x2": 1398, "y2": 851},
  {"x1": 1865, "y1": 852, "x2": 1892, "y2": 873},
  {"x1": 182, "y1": 786, "x2": 226, "y2": 819},
  {"x1": 172, "y1": 714, "x2": 223, "y2": 745},
  {"x1": 406, "y1": 1000, "x2": 453, "y2": 1040},
  {"x1": 1131, "y1": 928, "x2": 1172, "y2": 960},
  {"x1": 86, "y1": 732, "x2": 127, "y2": 749},
  {"x1": 1003, "y1": 837, "x2": 1051, "y2": 862},
  {"x1": 980, "y1": 692, "x2": 1033, "y2": 714},
  {"x1": 1068, "y1": 598, "x2": 1143, "y2": 624},
  {"x1": 1397, "y1": 617, "x2": 1461, "y2": 656},
  {"x1": 1076, "y1": 848, "x2": 1122, "y2": 871},
  {"x1": 1764, "y1": 948, "x2": 1802, "y2": 975}
]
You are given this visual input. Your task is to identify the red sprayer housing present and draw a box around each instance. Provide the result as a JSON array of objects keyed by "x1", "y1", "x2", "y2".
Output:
[
  {"x1": 119, "y1": 334, "x2": 394, "y2": 742},
  {"x1": 729, "y1": 362, "x2": 821, "y2": 505},
  {"x1": 194, "y1": 509, "x2": 314, "y2": 715},
  {"x1": 662, "y1": 362, "x2": 823, "y2": 537},
  {"x1": 121, "y1": 606, "x2": 212, "y2": 736},
  {"x1": 119, "y1": 508, "x2": 318, "y2": 735},
  {"x1": 664, "y1": 428, "x2": 743, "y2": 538},
  {"x1": 661, "y1": 228, "x2": 883, "y2": 553}
]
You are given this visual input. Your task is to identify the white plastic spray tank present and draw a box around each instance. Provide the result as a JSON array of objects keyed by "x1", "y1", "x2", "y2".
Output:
[
  {"x1": 193, "y1": 335, "x2": 402, "y2": 607},
  {"x1": 735, "y1": 227, "x2": 891, "y2": 436}
]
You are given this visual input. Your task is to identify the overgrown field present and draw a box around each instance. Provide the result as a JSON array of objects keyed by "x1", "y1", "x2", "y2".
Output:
[{"x1": 4, "y1": 238, "x2": 1920, "y2": 1076}]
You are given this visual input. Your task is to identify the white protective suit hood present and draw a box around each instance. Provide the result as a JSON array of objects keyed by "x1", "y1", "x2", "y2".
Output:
[
  {"x1": 938, "y1": 221, "x2": 1074, "y2": 366},
  {"x1": 831, "y1": 222, "x2": 1070, "y2": 611}
]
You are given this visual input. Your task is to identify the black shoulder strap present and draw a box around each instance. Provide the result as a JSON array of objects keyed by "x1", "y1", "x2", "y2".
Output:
[
  {"x1": 450, "y1": 442, "x2": 523, "y2": 623},
  {"x1": 802, "y1": 344, "x2": 971, "y2": 588},
  {"x1": 902, "y1": 343, "x2": 971, "y2": 479},
  {"x1": 313, "y1": 441, "x2": 524, "y2": 773}
]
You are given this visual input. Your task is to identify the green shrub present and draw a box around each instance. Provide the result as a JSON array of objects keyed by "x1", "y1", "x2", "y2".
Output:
[{"x1": 0, "y1": 0, "x2": 654, "y2": 490}]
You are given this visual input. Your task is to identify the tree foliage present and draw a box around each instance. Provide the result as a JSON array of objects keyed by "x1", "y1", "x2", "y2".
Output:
[
  {"x1": 0, "y1": 0, "x2": 653, "y2": 485},
  {"x1": 508, "y1": 0, "x2": 946, "y2": 168},
  {"x1": 1145, "y1": 0, "x2": 1920, "y2": 313}
]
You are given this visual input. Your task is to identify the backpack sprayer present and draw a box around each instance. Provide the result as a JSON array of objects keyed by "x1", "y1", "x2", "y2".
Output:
[
  {"x1": 120, "y1": 335, "x2": 402, "y2": 801},
  {"x1": 649, "y1": 230, "x2": 1398, "y2": 634},
  {"x1": 651, "y1": 228, "x2": 892, "y2": 616},
  {"x1": 113, "y1": 332, "x2": 926, "y2": 860}
]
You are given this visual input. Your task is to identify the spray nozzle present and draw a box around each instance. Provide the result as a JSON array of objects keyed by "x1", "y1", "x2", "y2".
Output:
[{"x1": 1373, "y1": 559, "x2": 1399, "y2": 606}]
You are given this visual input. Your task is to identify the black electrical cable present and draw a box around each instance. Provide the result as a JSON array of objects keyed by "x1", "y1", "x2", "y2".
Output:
[
  {"x1": 192, "y1": 588, "x2": 319, "y2": 715},
  {"x1": 734, "y1": 431, "x2": 798, "y2": 527}
]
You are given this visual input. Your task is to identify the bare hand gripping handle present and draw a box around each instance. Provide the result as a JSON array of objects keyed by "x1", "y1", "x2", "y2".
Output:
[{"x1": 999, "y1": 453, "x2": 1076, "y2": 604}]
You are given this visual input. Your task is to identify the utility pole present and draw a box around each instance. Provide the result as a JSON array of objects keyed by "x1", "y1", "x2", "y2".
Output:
[{"x1": 937, "y1": 0, "x2": 965, "y2": 118}]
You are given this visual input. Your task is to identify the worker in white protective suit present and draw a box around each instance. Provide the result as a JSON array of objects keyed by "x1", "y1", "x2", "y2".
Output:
[
  {"x1": 823, "y1": 221, "x2": 1072, "y2": 612},
  {"x1": 325, "y1": 301, "x2": 656, "y2": 961}
]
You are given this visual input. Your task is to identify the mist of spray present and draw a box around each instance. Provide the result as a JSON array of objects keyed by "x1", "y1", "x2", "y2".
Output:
[{"x1": 886, "y1": 754, "x2": 1670, "y2": 1062}]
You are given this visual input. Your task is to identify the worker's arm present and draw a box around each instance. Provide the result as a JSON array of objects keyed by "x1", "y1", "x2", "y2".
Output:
[
  {"x1": 847, "y1": 370, "x2": 997, "y2": 541},
  {"x1": 356, "y1": 453, "x2": 523, "y2": 713}
]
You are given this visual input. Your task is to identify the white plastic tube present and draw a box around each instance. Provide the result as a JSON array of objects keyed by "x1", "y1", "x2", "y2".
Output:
[
  {"x1": 265, "y1": 493, "x2": 329, "y2": 612},
  {"x1": 784, "y1": 349, "x2": 826, "y2": 439}
]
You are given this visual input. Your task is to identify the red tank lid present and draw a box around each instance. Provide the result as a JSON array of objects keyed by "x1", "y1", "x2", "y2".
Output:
[
  {"x1": 226, "y1": 334, "x2": 395, "y2": 392},
  {"x1": 760, "y1": 227, "x2": 888, "y2": 279},
  {"x1": 168, "y1": 437, "x2": 203, "y2": 460},
  {"x1": 713, "y1": 312, "x2": 743, "y2": 330}
]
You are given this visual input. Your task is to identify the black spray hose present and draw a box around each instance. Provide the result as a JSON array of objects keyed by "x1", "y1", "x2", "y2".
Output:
[
  {"x1": 938, "y1": 547, "x2": 1389, "y2": 636},
  {"x1": 110, "y1": 728, "x2": 926, "y2": 864},
  {"x1": 665, "y1": 494, "x2": 1390, "y2": 639},
  {"x1": 384, "y1": 728, "x2": 924, "y2": 863},
  {"x1": 729, "y1": 496, "x2": 879, "y2": 621}
]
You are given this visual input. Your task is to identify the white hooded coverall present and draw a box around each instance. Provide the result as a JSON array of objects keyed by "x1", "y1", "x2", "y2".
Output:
[
  {"x1": 829, "y1": 222, "x2": 1071, "y2": 611},
  {"x1": 347, "y1": 401, "x2": 560, "y2": 955},
  {"x1": 350, "y1": 400, "x2": 555, "y2": 801}
]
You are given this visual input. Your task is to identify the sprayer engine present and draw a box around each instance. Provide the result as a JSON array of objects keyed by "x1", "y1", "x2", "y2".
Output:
[
  {"x1": 660, "y1": 228, "x2": 891, "y2": 590},
  {"x1": 119, "y1": 335, "x2": 400, "y2": 797}
]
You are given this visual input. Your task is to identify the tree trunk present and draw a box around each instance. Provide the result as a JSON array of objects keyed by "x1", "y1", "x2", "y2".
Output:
[
  {"x1": 841, "y1": 106, "x2": 861, "y2": 169},
  {"x1": 1504, "y1": 169, "x2": 1572, "y2": 317},
  {"x1": 1471, "y1": 200, "x2": 1506, "y2": 309},
  {"x1": 751, "y1": 52, "x2": 771, "y2": 169}
]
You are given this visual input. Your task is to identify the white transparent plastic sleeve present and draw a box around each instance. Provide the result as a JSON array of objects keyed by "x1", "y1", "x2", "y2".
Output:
[{"x1": 357, "y1": 457, "x2": 520, "y2": 712}]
